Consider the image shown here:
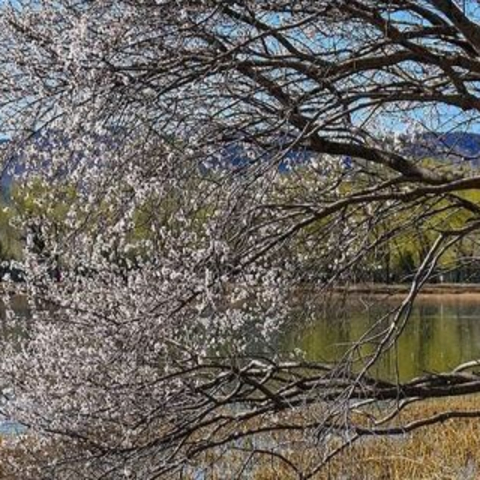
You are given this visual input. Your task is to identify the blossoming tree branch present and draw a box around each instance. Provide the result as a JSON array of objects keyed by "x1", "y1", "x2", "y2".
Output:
[{"x1": 1, "y1": 0, "x2": 480, "y2": 477}]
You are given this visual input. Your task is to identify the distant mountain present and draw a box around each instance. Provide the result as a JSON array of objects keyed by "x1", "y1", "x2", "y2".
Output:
[
  {"x1": 406, "y1": 132, "x2": 480, "y2": 165},
  {"x1": 207, "y1": 143, "x2": 311, "y2": 172},
  {"x1": 1, "y1": 131, "x2": 480, "y2": 196},
  {"x1": 220, "y1": 133, "x2": 480, "y2": 170},
  {"x1": 0, "y1": 131, "x2": 117, "y2": 199}
]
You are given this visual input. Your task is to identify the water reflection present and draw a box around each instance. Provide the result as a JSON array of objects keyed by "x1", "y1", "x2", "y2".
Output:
[
  {"x1": 285, "y1": 297, "x2": 480, "y2": 381},
  {"x1": 0, "y1": 295, "x2": 30, "y2": 343},
  {"x1": 4, "y1": 294, "x2": 480, "y2": 383}
]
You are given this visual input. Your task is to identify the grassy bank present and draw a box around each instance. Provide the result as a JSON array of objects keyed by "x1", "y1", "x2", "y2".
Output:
[
  {"x1": 314, "y1": 396, "x2": 480, "y2": 480},
  {"x1": 185, "y1": 396, "x2": 480, "y2": 479},
  {"x1": 338, "y1": 283, "x2": 480, "y2": 296},
  {"x1": 1, "y1": 395, "x2": 479, "y2": 479}
]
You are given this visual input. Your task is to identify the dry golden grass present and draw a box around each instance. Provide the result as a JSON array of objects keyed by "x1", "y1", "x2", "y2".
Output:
[
  {"x1": 316, "y1": 416, "x2": 480, "y2": 480},
  {"x1": 250, "y1": 396, "x2": 480, "y2": 480},
  {"x1": 191, "y1": 396, "x2": 480, "y2": 479},
  {"x1": 1, "y1": 397, "x2": 480, "y2": 479}
]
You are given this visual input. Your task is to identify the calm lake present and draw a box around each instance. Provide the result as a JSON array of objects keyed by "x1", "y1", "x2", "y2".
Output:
[
  {"x1": 283, "y1": 295, "x2": 480, "y2": 382},
  {"x1": 4, "y1": 294, "x2": 480, "y2": 383}
]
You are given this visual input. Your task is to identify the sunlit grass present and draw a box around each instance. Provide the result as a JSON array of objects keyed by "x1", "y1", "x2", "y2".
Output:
[
  {"x1": 187, "y1": 395, "x2": 480, "y2": 479},
  {"x1": 1, "y1": 396, "x2": 479, "y2": 479},
  {"x1": 317, "y1": 398, "x2": 480, "y2": 480}
]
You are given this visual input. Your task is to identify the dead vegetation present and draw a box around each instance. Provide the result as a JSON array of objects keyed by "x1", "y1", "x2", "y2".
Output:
[{"x1": 179, "y1": 395, "x2": 480, "y2": 480}]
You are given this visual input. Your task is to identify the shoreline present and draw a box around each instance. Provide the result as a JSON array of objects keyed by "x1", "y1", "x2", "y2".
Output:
[
  {"x1": 333, "y1": 283, "x2": 480, "y2": 302},
  {"x1": 338, "y1": 283, "x2": 480, "y2": 295}
]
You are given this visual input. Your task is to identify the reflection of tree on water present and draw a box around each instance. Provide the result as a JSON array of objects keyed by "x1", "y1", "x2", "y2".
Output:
[
  {"x1": 417, "y1": 311, "x2": 436, "y2": 375},
  {"x1": 0, "y1": 295, "x2": 30, "y2": 345},
  {"x1": 285, "y1": 299, "x2": 480, "y2": 382}
]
